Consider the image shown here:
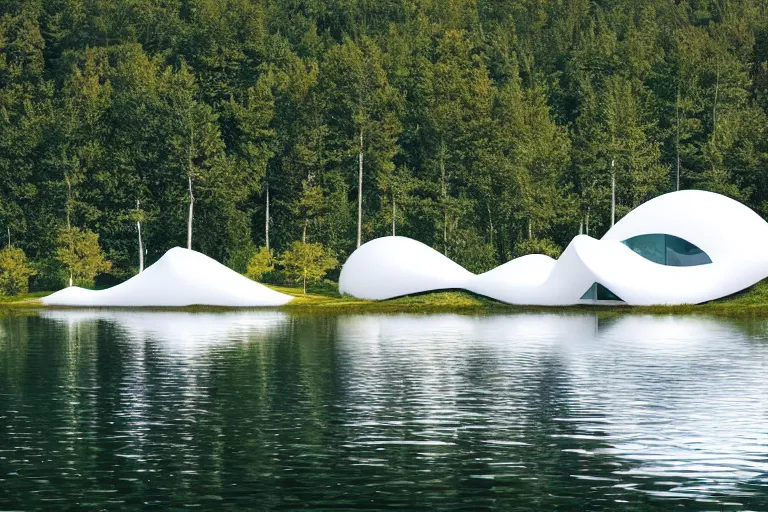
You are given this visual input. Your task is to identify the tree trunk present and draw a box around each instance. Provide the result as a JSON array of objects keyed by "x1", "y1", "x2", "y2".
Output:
[
  {"x1": 610, "y1": 158, "x2": 616, "y2": 227},
  {"x1": 6, "y1": 227, "x2": 10, "y2": 248},
  {"x1": 487, "y1": 201, "x2": 493, "y2": 246},
  {"x1": 137, "y1": 200, "x2": 144, "y2": 273},
  {"x1": 65, "y1": 175, "x2": 72, "y2": 232},
  {"x1": 586, "y1": 207, "x2": 590, "y2": 236},
  {"x1": 187, "y1": 120, "x2": 195, "y2": 251},
  {"x1": 392, "y1": 195, "x2": 396, "y2": 236},
  {"x1": 676, "y1": 86, "x2": 681, "y2": 191},
  {"x1": 440, "y1": 137, "x2": 447, "y2": 254},
  {"x1": 302, "y1": 220, "x2": 307, "y2": 244},
  {"x1": 713, "y1": 58, "x2": 720, "y2": 138},
  {"x1": 66, "y1": 174, "x2": 73, "y2": 287},
  {"x1": 357, "y1": 130, "x2": 363, "y2": 248},
  {"x1": 187, "y1": 174, "x2": 194, "y2": 250},
  {"x1": 265, "y1": 186, "x2": 270, "y2": 252}
]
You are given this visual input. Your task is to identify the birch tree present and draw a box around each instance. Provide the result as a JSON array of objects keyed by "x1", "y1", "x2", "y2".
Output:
[
  {"x1": 320, "y1": 36, "x2": 401, "y2": 249},
  {"x1": 165, "y1": 62, "x2": 224, "y2": 251}
]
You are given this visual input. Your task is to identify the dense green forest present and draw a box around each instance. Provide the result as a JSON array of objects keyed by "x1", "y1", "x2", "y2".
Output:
[{"x1": 2, "y1": 0, "x2": 768, "y2": 289}]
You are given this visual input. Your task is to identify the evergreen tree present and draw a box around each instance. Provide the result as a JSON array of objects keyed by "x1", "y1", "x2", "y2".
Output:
[{"x1": 0, "y1": 0, "x2": 767, "y2": 289}]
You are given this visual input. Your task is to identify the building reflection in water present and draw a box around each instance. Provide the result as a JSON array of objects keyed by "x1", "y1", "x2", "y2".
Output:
[{"x1": 334, "y1": 313, "x2": 768, "y2": 500}]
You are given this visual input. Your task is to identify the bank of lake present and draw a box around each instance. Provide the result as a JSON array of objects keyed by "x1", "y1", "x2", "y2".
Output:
[{"x1": 3, "y1": 279, "x2": 768, "y2": 318}]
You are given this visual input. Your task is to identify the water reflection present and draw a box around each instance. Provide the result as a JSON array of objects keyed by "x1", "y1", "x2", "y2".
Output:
[
  {"x1": 0, "y1": 311, "x2": 766, "y2": 510},
  {"x1": 336, "y1": 314, "x2": 768, "y2": 504},
  {"x1": 39, "y1": 309, "x2": 290, "y2": 354}
]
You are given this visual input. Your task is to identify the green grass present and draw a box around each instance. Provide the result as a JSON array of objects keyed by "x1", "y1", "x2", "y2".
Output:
[
  {"x1": 278, "y1": 278, "x2": 768, "y2": 316},
  {"x1": 5, "y1": 279, "x2": 768, "y2": 317},
  {"x1": 274, "y1": 279, "x2": 768, "y2": 317},
  {"x1": 0, "y1": 291, "x2": 51, "y2": 304},
  {"x1": 645, "y1": 278, "x2": 768, "y2": 317},
  {"x1": 278, "y1": 288, "x2": 507, "y2": 314}
]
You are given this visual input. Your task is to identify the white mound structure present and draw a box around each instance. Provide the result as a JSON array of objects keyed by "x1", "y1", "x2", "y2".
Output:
[
  {"x1": 339, "y1": 190, "x2": 768, "y2": 306},
  {"x1": 42, "y1": 247, "x2": 293, "y2": 307}
]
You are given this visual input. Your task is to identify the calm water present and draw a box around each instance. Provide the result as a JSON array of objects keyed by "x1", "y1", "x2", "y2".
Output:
[{"x1": 1, "y1": 311, "x2": 768, "y2": 510}]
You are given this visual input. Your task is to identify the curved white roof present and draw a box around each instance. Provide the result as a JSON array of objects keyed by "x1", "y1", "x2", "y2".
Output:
[
  {"x1": 42, "y1": 247, "x2": 293, "y2": 307},
  {"x1": 338, "y1": 236, "x2": 474, "y2": 300},
  {"x1": 338, "y1": 190, "x2": 768, "y2": 306}
]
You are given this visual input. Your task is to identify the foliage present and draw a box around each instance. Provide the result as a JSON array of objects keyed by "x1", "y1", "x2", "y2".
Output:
[
  {"x1": 0, "y1": 1, "x2": 768, "y2": 281},
  {"x1": 225, "y1": 243, "x2": 257, "y2": 274},
  {"x1": 279, "y1": 242, "x2": 338, "y2": 294},
  {"x1": 512, "y1": 238, "x2": 563, "y2": 260},
  {"x1": 246, "y1": 246, "x2": 275, "y2": 282},
  {"x1": 0, "y1": 247, "x2": 36, "y2": 296},
  {"x1": 450, "y1": 228, "x2": 499, "y2": 274},
  {"x1": 56, "y1": 227, "x2": 112, "y2": 288}
]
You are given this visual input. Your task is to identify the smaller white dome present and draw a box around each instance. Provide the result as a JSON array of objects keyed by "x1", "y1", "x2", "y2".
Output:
[
  {"x1": 42, "y1": 247, "x2": 293, "y2": 307},
  {"x1": 339, "y1": 236, "x2": 473, "y2": 300}
]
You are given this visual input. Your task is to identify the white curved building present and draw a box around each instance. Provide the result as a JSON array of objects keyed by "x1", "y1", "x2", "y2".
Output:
[
  {"x1": 42, "y1": 247, "x2": 293, "y2": 307},
  {"x1": 338, "y1": 190, "x2": 768, "y2": 306}
]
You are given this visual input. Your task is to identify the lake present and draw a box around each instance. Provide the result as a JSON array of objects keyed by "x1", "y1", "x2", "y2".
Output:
[{"x1": 1, "y1": 311, "x2": 767, "y2": 510}]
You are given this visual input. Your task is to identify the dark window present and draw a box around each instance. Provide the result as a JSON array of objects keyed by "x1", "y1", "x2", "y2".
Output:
[
  {"x1": 580, "y1": 283, "x2": 623, "y2": 301},
  {"x1": 622, "y1": 234, "x2": 711, "y2": 267}
]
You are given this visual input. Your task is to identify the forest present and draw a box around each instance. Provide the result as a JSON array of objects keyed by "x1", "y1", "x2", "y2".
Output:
[{"x1": 1, "y1": 0, "x2": 768, "y2": 291}]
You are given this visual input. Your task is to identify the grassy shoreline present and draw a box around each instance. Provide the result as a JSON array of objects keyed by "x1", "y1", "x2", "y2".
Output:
[{"x1": 3, "y1": 280, "x2": 768, "y2": 317}]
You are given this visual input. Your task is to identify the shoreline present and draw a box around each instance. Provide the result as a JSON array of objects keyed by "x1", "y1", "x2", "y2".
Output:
[{"x1": 2, "y1": 282, "x2": 768, "y2": 318}]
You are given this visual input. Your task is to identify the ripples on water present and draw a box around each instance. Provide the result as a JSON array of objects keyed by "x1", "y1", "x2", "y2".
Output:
[{"x1": 0, "y1": 311, "x2": 767, "y2": 510}]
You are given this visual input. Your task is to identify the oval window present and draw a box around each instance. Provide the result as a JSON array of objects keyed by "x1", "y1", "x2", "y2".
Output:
[{"x1": 622, "y1": 234, "x2": 711, "y2": 267}]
